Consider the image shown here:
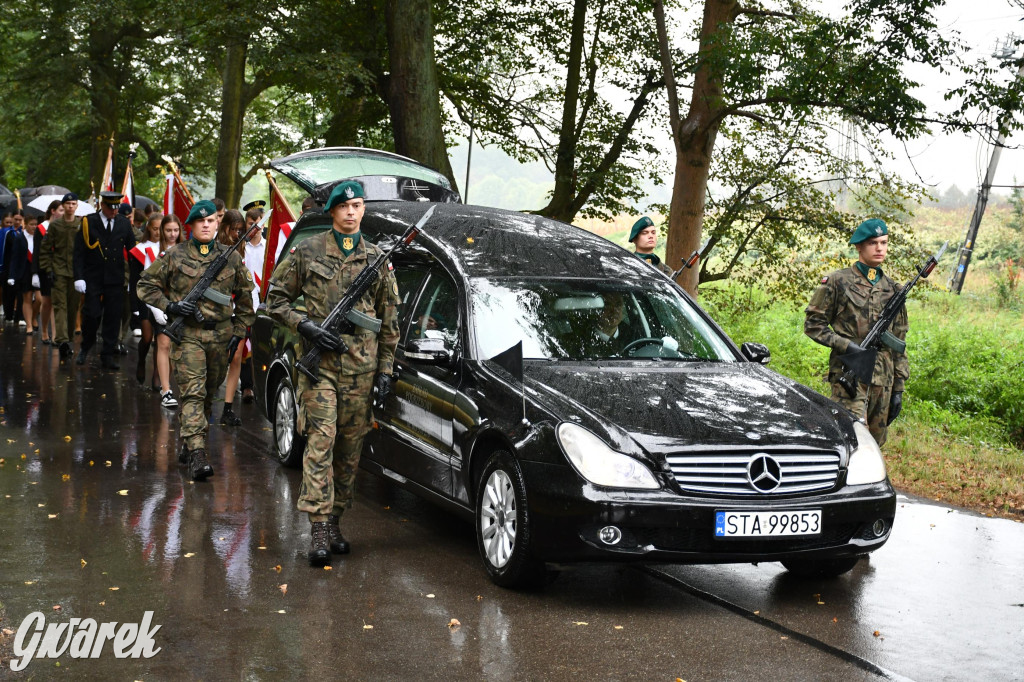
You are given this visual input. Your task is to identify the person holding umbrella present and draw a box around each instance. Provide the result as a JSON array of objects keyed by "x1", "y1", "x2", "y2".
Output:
[{"x1": 72, "y1": 191, "x2": 136, "y2": 369}]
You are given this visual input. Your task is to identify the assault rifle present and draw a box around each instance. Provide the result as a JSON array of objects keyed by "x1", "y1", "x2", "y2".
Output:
[
  {"x1": 837, "y1": 241, "x2": 948, "y2": 398},
  {"x1": 669, "y1": 238, "x2": 712, "y2": 281},
  {"x1": 295, "y1": 205, "x2": 432, "y2": 382},
  {"x1": 162, "y1": 210, "x2": 272, "y2": 344}
]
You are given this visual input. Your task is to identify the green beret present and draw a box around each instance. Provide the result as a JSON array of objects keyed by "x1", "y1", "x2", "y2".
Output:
[
  {"x1": 186, "y1": 199, "x2": 217, "y2": 224},
  {"x1": 629, "y1": 216, "x2": 655, "y2": 242},
  {"x1": 850, "y1": 218, "x2": 888, "y2": 244},
  {"x1": 326, "y1": 181, "x2": 365, "y2": 211}
]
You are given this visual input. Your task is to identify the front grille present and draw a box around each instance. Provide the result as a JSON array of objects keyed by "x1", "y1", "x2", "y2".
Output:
[{"x1": 665, "y1": 448, "x2": 841, "y2": 495}]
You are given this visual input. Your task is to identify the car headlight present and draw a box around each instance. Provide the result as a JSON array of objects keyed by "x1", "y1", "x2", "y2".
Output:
[
  {"x1": 555, "y1": 423, "x2": 659, "y2": 489},
  {"x1": 846, "y1": 421, "x2": 887, "y2": 485}
]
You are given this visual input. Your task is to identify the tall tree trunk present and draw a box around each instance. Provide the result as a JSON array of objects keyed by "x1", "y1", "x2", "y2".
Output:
[
  {"x1": 215, "y1": 41, "x2": 248, "y2": 207},
  {"x1": 384, "y1": 0, "x2": 458, "y2": 192},
  {"x1": 539, "y1": 0, "x2": 588, "y2": 221},
  {"x1": 86, "y1": 29, "x2": 121, "y2": 197},
  {"x1": 661, "y1": 0, "x2": 738, "y2": 296}
]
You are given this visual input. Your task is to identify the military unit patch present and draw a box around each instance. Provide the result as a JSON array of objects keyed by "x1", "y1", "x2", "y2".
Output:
[
  {"x1": 200, "y1": 244, "x2": 209, "y2": 255},
  {"x1": 343, "y1": 237, "x2": 354, "y2": 250}
]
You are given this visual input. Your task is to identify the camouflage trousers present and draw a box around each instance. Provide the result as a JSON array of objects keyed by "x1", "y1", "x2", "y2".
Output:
[
  {"x1": 171, "y1": 326, "x2": 231, "y2": 451},
  {"x1": 830, "y1": 381, "x2": 893, "y2": 447},
  {"x1": 51, "y1": 275, "x2": 80, "y2": 345},
  {"x1": 296, "y1": 368, "x2": 374, "y2": 522}
]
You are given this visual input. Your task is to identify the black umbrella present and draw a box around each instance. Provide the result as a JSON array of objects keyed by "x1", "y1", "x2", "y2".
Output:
[{"x1": 134, "y1": 195, "x2": 158, "y2": 210}]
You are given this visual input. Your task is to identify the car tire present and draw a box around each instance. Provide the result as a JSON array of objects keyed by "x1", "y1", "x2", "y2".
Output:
[
  {"x1": 781, "y1": 557, "x2": 860, "y2": 578},
  {"x1": 475, "y1": 450, "x2": 544, "y2": 589},
  {"x1": 271, "y1": 375, "x2": 305, "y2": 468}
]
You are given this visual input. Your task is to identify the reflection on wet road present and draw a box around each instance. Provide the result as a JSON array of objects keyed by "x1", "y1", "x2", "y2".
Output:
[{"x1": 0, "y1": 331, "x2": 1021, "y2": 680}]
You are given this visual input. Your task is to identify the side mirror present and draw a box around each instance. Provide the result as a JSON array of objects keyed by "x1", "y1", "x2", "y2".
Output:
[
  {"x1": 740, "y1": 342, "x2": 771, "y2": 365},
  {"x1": 406, "y1": 336, "x2": 455, "y2": 366}
]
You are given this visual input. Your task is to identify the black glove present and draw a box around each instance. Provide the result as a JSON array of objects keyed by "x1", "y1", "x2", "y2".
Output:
[
  {"x1": 845, "y1": 340, "x2": 866, "y2": 354},
  {"x1": 373, "y1": 373, "x2": 394, "y2": 407},
  {"x1": 226, "y1": 335, "x2": 243, "y2": 358},
  {"x1": 166, "y1": 299, "x2": 198, "y2": 318},
  {"x1": 887, "y1": 391, "x2": 903, "y2": 426},
  {"x1": 297, "y1": 319, "x2": 343, "y2": 352}
]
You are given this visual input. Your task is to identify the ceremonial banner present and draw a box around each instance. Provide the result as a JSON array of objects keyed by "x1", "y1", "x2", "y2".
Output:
[
  {"x1": 261, "y1": 171, "x2": 297, "y2": 298},
  {"x1": 121, "y1": 150, "x2": 137, "y2": 208},
  {"x1": 99, "y1": 135, "x2": 115, "y2": 195},
  {"x1": 162, "y1": 173, "x2": 194, "y2": 234}
]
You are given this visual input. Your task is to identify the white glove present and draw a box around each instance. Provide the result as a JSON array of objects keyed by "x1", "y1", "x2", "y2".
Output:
[
  {"x1": 31, "y1": 275, "x2": 39, "y2": 289},
  {"x1": 6, "y1": 279, "x2": 13, "y2": 286},
  {"x1": 74, "y1": 279, "x2": 87, "y2": 294},
  {"x1": 148, "y1": 304, "x2": 167, "y2": 326}
]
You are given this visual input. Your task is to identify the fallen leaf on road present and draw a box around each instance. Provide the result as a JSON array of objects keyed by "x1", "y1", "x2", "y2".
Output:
[
  {"x1": 426, "y1": 593, "x2": 435, "y2": 598},
  {"x1": 323, "y1": 566, "x2": 332, "y2": 571},
  {"x1": 832, "y1": 617, "x2": 838, "y2": 623},
  {"x1": 277, "y1": 610, "x2": 286, "y2": 614},
  {"x1": 62, "y1": 474, "x2": 70, "y2": 481},
  {"x1": 109, "y1": 587, "x2": 119, "y2": 591},
  {"x1": 63, "y1": 436, "x2": 71, "y2": 442},
  {"x1": 89, "y1": 461, "x2": 94, "y2": 466},
  {"x1": 817, "y1": 600, "x2": 825, "y2": 605},
  {"x1": 447, "y1": 618, "x2": 460, "y2": 629},
  {"x1": 873, "y1": 630, "x2": 881, "y2": 637},
  {"x1": 116, "y1": 490, "x2": 128, "y2": 496},
  {"x1": 273, "y1": 565, "x2": 282, "y2": 573},
  {"x1": 104, "y1": 461, "x2": 111, "y2": 467},
  {"x1": 2, "y1": 629, "x2": 13, "y2": 636},
  {"x1": 81, "y1": 559, "x2": 87, "y2": 568},
  {"x1": 52, "y1": 605, "x2": 61, "y2": 611},
  {"x1": 476, "y1": 595, "x2": 483, "y2": 601},
  {"x1": 279, "y1": 584, "x2": 288, "y2": 595},
  {"x1": 98, "y1": 601, "x2": 105, "y2": 606},
  {"x1": 48, "y1": 514, "x2": 57, "y2": 519},
  {"x1": 257, "y1": 546, "x2": 267, "y2": 550},
  {"x1": 780, "y1": 636, "x2": 788, "y2": 640},
  {"x1": 24, "y1": 581, "x2": 34, "y2": 585},
  {"x1": 573, "y1": 621, "x2": 588, "y2": 626},
  {"x1": 363, "y1": 624, "x2": 373, "y2": 630},
  {"x1": 184, "y1": 553, "x2": 195, "y2": 558},
  {"x1": 614, "y1": 625, "x2": 623, "y2": 630},
  {"x1": 37, "y1": 503, "x2": 45, "y2": 508}
]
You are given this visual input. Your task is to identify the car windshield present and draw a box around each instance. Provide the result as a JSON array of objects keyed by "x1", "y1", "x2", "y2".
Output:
[
  {"x1": 273, "y1": 151, "x2": 451, "y2": 191},
  {"x1": 471, "y1": 278, "x2": 736, "y2": 362}
]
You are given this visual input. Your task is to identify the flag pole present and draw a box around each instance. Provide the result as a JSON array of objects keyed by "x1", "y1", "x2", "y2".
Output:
[
  {"x1": 161, "y1": 156, "x2": 194, "y2": 204},
  {"x1": 265, "y1": 170, "x2": 296, "y2": 222}
]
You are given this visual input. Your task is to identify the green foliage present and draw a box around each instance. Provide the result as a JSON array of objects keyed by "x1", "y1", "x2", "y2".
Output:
[
  {"x1": 706, "y1": 285, "x2": 1024, "y2": 447},
  {"x1": 993, "y1": 260, "x2": 1023, "y2": 310}
]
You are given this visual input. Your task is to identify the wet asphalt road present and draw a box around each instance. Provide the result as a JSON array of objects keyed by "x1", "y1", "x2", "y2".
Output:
[{"x1": 0, "y1": 329, "x2": 1022, "y2": 680}]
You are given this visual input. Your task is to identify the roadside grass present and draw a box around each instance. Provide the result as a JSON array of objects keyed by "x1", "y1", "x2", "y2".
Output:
[{"x1": 702, "y1": 285, "x2": 1024, "y2": 521}]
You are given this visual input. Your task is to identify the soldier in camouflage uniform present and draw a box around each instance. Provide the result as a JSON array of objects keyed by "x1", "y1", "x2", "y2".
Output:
[
  {"x1": 266, "y1": 180, "x2": 400, "y2": 567},
  {"x1": 630, "y1": 216, "x2": 672, "y2": 276},
  {"x1": 38, "y1": 193, "x2": 82, "y2": 358},
  {"x1": 804, "y1": 218, "x2": 908, "y2": 446},
  {"x1": 137, "y1": 200, "x2": 255, "y2": 480}
]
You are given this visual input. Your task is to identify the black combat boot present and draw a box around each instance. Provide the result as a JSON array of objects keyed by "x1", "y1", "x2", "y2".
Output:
[
  {"x1": 188, "y1": 448, "x2": 214, "y2": 481},
  {"x1": 220, "y1": 406, "x2": 241, "y2": 426},
  {"x1": 328, "y1": 514, "x2": 350, "y2": 554},
  {"x1": 178, "y1": 442, "x2": 189, "y2": 464},
  {"x1": 58, "y1": 342, "x2": 72, "y2": 358},
  {"x1": 308, "y1": 522, "x2": 331, "y2": 567},
  {"x1": 75, "y1": 349, "x2": 88, "y2": 365}
]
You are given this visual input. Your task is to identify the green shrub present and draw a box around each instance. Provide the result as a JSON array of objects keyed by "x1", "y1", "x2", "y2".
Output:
[{"x1": 703, "y1": 286, "x2": 1024, "y2": 446}]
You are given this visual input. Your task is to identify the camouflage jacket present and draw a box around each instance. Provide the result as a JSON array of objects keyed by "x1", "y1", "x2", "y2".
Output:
[
  {"x1": 636, "y1": 252, "x2": 673, "y2": 276},
  {"x1": 136, "y1": 240, "x2": 256, "y2": 339},
  {"x1": 804, "y1": 265, "x2": 909, "y2": 391},
  {"x1": 266, "y1": 230, "x2": 400, "y2": 376},
  {"x1": 38, "y1": 216, "x2": 79, "y2": 277}
]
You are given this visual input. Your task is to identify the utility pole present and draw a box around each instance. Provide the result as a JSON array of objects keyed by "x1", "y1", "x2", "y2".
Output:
[{"x1": 948, "y1": 35, "x2": 1024, "y2": 294}]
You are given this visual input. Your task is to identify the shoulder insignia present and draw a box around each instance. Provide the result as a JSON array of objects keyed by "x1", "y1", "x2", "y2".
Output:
[
  {"x1": 392, "y1": 279, "x2": 399, "y2": 296},
  {"x1": 820, "y1": 276, "x2": 829, "y2": 284},
  {"x1": 246, "y1": 270, "x2": 253, "y2": 281},
  {"x1": 387, "y1": 262, "x2": 394, "y2": 271}
]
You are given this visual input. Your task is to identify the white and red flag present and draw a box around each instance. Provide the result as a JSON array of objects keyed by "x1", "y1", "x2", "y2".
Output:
[
  {"x1": 261, "y1": 171, "x2": 297, "y2": 298},
  {"x1": 121, "y1": 149, "x2": 137, "y2": 208},
  {"x1": 99, "y1": 135, "x2": 115, "y2": 195}
]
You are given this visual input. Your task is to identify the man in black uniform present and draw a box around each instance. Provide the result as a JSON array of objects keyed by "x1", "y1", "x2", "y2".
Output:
[{"x1": 73, "y1": 191, "x2": 136, "y2": 369}]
